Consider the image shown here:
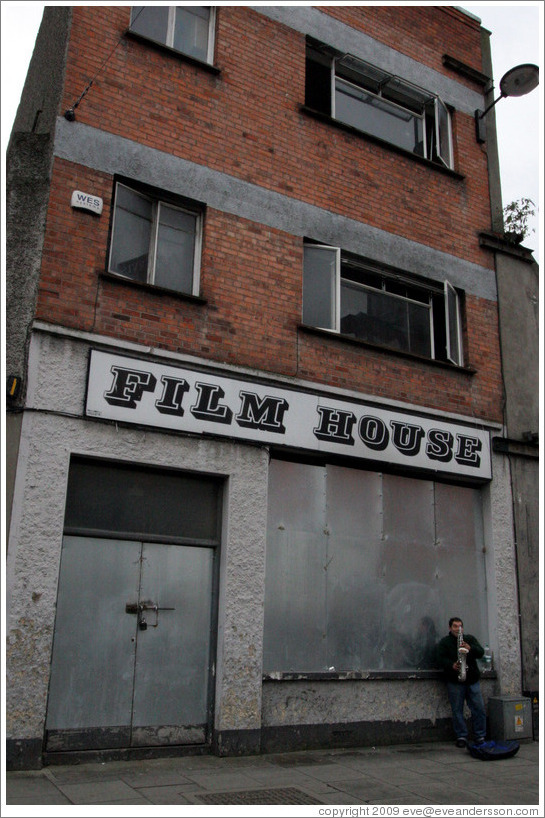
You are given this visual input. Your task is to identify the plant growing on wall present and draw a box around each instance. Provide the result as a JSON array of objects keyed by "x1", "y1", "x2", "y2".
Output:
[{"x1": 502, "y1": 197, "x2": 536, "y2": 244}]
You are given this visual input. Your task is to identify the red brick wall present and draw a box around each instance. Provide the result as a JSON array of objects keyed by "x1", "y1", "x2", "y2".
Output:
[
  {"x1": 59, "y1": 7, "x2": 494, "y2": 267},
  {"x1": 36, "y1": 156, "x2": 502, "y2": 423},
  {"x1": 321, "y1": 5, "x2": 484, "y2": 84},
  {"x1": 36, "y1": 6, "x2": 503, "y2": 423}
]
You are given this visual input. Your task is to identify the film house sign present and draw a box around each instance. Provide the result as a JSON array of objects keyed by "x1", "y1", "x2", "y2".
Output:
[{"x1": 86, "y1": 350, "x2": 492, "y2": 480}]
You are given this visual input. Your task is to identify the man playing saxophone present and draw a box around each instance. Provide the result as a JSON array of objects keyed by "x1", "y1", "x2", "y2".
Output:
[{"x1": 436, "y1": 617, "x2": 487, "y2": 748}]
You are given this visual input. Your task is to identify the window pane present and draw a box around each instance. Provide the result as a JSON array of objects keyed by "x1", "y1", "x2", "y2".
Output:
[
  {"x1": 130, "y1": 6, "x2": 169, "y2": 45},
  {"x1": 435, "y1": 97, "x2": 452, "y2": 168},
  {"x1": 305, "y1": 44, "x2": 332, "y2": 115},
  {"x1": 303, "y1": 245, "x2": 338, "y2": 329},
  {"x1": 336, "y1": 55, "x2": 390, "y2": 94},
  {"x1": 445, "y1": 281, "x2": 461, "y2": 364},
  {"x1": 340, "y1": 282, "x2": 431, "y2": 357},
  {"x1": 173, "y1": 6, "x2": 210, "y2": 62},
  {"x1": 110, "y1": 186, "x2": 152, "y2": 282},
  {"x1": 335, "y1": 79, "x2": 424, "y2": 155},
  {"x1": 64, "y1": 459, "x2": 221, "y2": 542},
  {"x1": 154, "y1": 204, "x2": 196, "y2": 293}
]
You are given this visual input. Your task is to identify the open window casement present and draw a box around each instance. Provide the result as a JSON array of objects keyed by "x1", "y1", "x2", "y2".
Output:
[
  {"x1": 303, "y1": 244, "x2": 340, "y2": 331},
  {"x1": 434, "y1": 97, "x2": 453, "y2": 169},
  {"x1": 445, "y1": 280, "x2": 462, "y2": 365}
]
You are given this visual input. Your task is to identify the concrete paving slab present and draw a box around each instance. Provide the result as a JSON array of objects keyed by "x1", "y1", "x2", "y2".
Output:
[
  {"x1": 241, "y1": 765, "x2": 336, "y2": 792},
  {"x1": 135, "y1": 784, "x2": 200, "y2": 804},
  {"x1": 328, "y1": 778, "x2": 417, "y2": 803},
  {"x1": 297, "y1": 761, "x2": 376, "y2": 783},
  {"x1": 476, "y1": 783, "x2": 540, "y2": 805},
  {"x1": 4, "y1": 774, "x2": 65, "y2": 799},
  {"x1": 311, "y1": 790, "x2": 368, "y2": 805},
  {"x1": 6, "y1": 795, "x2": 72, "y2": 805},
  {"x1": 5, "y1": 740, "x2": 540, "y2": 807},
  {"x1": 181, "y1": 769, "x2": 273, "y2": 791},
  {"x1": 54, "y1": 778, "x2": 143, "y2": 804},
  {"x1": 117, "y1": 768, "x2": 194, "y2": 787}
]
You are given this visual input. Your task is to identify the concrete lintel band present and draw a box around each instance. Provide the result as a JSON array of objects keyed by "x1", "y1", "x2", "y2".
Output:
[
  {"x1": 251, "y1": 5, "x2": 485, "y2": 115},
  {"x1": 54, "y1": 118, "x2": 497, "y2": 302}
]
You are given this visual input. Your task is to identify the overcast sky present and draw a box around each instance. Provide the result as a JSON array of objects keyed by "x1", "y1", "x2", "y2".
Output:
[{"x1": 1, "y1": 1, "x2": 543, "y2": 255}]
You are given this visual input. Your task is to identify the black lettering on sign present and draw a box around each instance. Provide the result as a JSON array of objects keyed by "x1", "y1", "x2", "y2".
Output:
[
  {"x1": 455, "y1": 434, "x2": 482, "y2": 467},
  {"x1": 426, "y1": 429, "x2": 454, "y2": 462},
  {"x1": 236, "y1": 392, "x2": 289, "y2": 433},
  {"x1": 314, "y1": 407, "x2": 356, "y2": 445},
  {"x1": 155, "y1": 376, "x2": 190, "y2": 416},
  {"x1": 104, "y1": 366, "x2": 157, "y2": 408},
  {"x1": 390, "y1": 421, "x2": 425, "y2": 457},
  {"x1": 191, "y1": 383, "x2": 233, "y2": 424},
  {"x1": 359, "y1": 415, "x2": 389, "y2": 451}
]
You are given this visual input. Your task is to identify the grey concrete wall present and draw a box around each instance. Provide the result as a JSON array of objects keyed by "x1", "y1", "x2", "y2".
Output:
[
  {"x1": 6, "y1": 330, "x2": 269, "y2": 757},
  {"x1": 495, "y1": 255, "x2": 539, "y2": 439},
  {"x1": 6, "y1": 7, "x2": 71, "y2": 403},
  {"x1": 495, "y1": 250, "x2": 539, "y2": 695},
  {"x1": 510, "y1": 457, "x2": 539, "y2": 693}
]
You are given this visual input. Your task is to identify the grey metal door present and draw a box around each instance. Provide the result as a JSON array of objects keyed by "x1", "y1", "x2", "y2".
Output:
[{"x1": 45, "y1": 536, "x2": 215, "y2": 751}]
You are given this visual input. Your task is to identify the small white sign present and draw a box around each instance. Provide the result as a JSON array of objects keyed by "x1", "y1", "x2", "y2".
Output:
[{"x1": 71, "y1": 190, "x2": 103, "y2": 215}]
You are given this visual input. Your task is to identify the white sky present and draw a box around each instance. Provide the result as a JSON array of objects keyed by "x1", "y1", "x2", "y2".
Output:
[{"x1": 1, "y1": 2, "x2": 543, "y2": 253}]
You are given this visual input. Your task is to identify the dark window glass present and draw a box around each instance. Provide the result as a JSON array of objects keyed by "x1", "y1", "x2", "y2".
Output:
[{"x1": 65, "y1": 459, "x2": 221, "y2": 543}]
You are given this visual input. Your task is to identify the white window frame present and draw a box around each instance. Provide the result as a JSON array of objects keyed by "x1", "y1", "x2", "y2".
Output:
[
  {"x1": 130, "y1": 6, "x2": 216, "y2": 65},
  {"x1": 303, "y1": 244, "x2": 340, "y2": 332},
  {"x1": 316, "y1": 49, "x2": 453, "y2": 169},
  {"x1": 304, "y1": 243, "x2": 464, "y2": 365},
  {"x1": 434, "y1": 97, "x2": 453, "y2": 169},
  {"x1": 109, "y1": 182, "x2": 203, "y2": 297},
  {"x1": 445, "y1": 280, "x2": 462, "y2": 365},
  {"x1": 341, "y1": 277, "x2": 436, "y2": 360}
]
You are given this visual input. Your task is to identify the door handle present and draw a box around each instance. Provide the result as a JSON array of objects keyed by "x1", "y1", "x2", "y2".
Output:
[{"x1": 125, "y1": 601, "x2": 175, "y2": 628}]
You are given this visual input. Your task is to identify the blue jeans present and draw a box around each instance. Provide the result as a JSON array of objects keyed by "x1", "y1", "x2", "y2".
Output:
[{"x1": 447, "y1": 681, "x2": 487, "y2": 740}]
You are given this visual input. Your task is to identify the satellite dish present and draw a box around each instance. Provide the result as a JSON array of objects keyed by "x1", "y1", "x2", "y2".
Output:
[{"x1": 499, "y1": 64, "x2": 539, "y2": 98}]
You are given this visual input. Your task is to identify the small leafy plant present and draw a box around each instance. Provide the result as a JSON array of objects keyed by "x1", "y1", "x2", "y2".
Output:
[{"x1": 502, "y1": 197, "x2": 536, "y2": 243}]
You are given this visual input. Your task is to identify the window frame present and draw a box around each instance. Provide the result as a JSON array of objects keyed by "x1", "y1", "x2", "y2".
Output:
[
  {"x1": 303, "y1": 242, "x2": 464, "y2": 366},
  {"x1": 306, "y1": 41, "x2": 454, "y2": 170},
  {"x1": 445, "y1": 281, "x2": 462, "y2": 366},
  {"x1": 108, "y1": 181, "x2": 203, "y2": 298},
  {"x1": 129, "y1": 6, "x2": 216, "y2": 65}
]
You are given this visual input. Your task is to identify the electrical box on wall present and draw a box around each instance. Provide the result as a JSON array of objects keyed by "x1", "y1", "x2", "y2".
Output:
[{"x1": 488, "y1": 695, "x2": 533, "y2": 741}]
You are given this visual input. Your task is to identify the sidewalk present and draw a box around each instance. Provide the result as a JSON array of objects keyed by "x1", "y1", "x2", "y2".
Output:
[{"x1": 4, "y1": 740, "x2": 541, "y2": 808}]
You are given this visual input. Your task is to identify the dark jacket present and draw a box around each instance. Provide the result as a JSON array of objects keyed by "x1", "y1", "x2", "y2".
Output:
[{"x1": 436, "y1": 632, "x2": 484, "y2": 685}]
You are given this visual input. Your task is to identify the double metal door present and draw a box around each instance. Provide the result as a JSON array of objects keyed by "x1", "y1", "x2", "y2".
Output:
[{"x1": 46, "y1": 536, "x2": 215, "y2": 751}]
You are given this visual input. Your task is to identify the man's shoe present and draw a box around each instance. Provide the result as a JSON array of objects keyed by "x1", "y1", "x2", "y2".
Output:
[
  {"x1": 474, "y1": 737, "x2": 486, "y2": 745},
  {"x1": 455, "y1": 738, "x2": 467, "y2": 748}
]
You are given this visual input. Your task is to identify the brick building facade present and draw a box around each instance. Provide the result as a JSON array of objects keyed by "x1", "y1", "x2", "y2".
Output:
[{"x1": 6, "y1": 5, "x2": 531, "y2": 769}]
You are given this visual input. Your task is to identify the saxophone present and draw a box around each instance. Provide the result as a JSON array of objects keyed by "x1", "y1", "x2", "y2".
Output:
[{"x1": 457, "y1": 626, "x2": 468, "y2": 682}]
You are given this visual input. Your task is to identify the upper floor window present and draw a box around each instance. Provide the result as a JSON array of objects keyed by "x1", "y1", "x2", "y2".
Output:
[
  {"x1": 303, "y1": 243, "x2": 463, "y2": 365},
  {"x1": 130, "y1": 6, "x2": 215, "y2": 64},
  {"x1": 305, "y1": 40, "x2": 453, "y2": 169},
  {"x1": 108, "y1": 182, "x2": 202, "y2": 297}
]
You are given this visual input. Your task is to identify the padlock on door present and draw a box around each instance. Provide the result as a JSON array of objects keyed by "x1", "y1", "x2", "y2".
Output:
[{"x1": 139, "y1": 616, "x2": 147, "y2": 631}]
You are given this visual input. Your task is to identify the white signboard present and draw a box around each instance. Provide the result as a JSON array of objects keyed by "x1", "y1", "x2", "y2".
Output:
[
  {"x1": 71, "y1": 190, "x2": 103, "y2": 215},
  {"x1": 86, "y1": 350, "x2": 492, "y2": 480}
]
